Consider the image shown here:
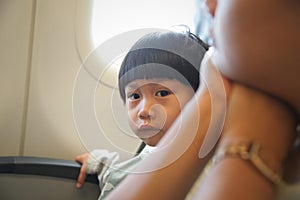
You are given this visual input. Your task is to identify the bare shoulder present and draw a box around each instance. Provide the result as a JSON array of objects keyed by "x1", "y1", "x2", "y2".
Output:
[{"x1": 213, "y1": 0, "x2": 300, "y2": 116}]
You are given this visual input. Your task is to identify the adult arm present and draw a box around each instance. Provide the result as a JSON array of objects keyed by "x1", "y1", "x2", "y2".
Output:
[
  {"x1": 211, "y1": 0, "x2": 300, "y2": 115},
  {"x1": 192, "y1": 84, "x2": 297, "y2": 200}
]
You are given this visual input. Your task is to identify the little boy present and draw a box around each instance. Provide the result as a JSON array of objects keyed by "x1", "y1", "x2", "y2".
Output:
[{"x1": 75, "y1": 28, "x2": 208, "y2": 199}]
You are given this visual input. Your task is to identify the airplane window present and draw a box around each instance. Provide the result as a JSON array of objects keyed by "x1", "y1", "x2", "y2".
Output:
[
  {"x1": 90, "y1": 0, "x2": 198, "y2": 88},
  {"x1": 92, "y1": 0, "x2": 197, "y2": 48},
  {"x1": 73, "y1": 0, "x2": 211, "y2": 155}
]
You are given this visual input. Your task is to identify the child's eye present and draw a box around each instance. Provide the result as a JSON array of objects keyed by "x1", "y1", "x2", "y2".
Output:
[
  {"x1": 156, "y1": 90, "x2": 171, "y2": 97},
  {"x1": 128, "y1": 93, "x2": 140, "y2": 100}
]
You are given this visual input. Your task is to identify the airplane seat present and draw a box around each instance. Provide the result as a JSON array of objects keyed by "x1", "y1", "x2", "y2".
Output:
[{"x1": 0, "y1": 156, "x2": 100, "y2": 200}]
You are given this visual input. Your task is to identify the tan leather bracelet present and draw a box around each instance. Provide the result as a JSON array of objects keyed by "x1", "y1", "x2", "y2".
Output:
[{"x1": 212, "y1": 141, "x2": 282, "y2": 185}]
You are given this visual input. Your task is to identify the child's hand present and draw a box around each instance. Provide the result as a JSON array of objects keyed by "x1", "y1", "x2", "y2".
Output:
[{"x1": 75, "y1": 153, "x2": 90, "y2": 188}]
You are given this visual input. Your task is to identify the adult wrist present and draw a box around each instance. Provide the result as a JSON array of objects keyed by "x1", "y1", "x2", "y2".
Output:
[
  {"x1": 212, "y1": 141, "x2": 283, "y2": 185},
  {"x1": 219, "y1": 96, "x2": 297, "y2": 174}
]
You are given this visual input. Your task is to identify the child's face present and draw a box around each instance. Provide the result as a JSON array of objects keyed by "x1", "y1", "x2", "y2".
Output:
[{"x1": 125, "y1": 78, "x2": 194, "y2": 146}]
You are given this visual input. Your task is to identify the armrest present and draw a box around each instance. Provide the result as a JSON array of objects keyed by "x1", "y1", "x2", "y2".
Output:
[
  {"x1": 0, "y1": 156, "x2": 100, "y2": 200},
  {"x1": 0, "y1": 156, "x2": 98, "y2": 184}
]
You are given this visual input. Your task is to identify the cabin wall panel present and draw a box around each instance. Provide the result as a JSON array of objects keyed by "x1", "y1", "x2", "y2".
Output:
[
  {"x1": 0, "y1": 0, "x2": 34, "y2": 156},
  {"x1": 23, "y1": 0, "x2": 140, "y2": 160},
  {"x1": 0, "y1": 0, "x2": 140, "y2": 160}
]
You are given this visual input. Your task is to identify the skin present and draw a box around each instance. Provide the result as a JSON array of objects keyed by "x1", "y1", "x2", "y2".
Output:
[
  {"x1": 192, "y1": 83, "x2": 297, "y2": 200},
  {"x1": 106, "y1": 0, "x2": 300, "y2": 194},
  {"x1": 205, "y1": 0, "x2": 300, "y2": 179},
  {"x1": 208, "y1": 0, "x2": 300, "y2": 117},
  {"x1": 106, "y1": 55, "x2": 231, "y2": 200},
  {"x1": 125, "y1": 78, "x2": 194, "y2": 146},
  {"x1": 106, "y1": 44, "x2": 296, "y2": 199},
  {"x1": 75, "y1": 78, "x2": 194, "y2": 188},
  {"x1": 193, "y1": 0, "x2": 300, "y2": 199},
  {"x1": 82, "y1": 1, "x2": 300, "y2": 198}
]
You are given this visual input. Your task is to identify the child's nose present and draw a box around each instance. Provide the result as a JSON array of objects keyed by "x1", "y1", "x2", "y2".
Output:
[{"x1": 138, "y1": 98, "x2": 156, "y2": 119}]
